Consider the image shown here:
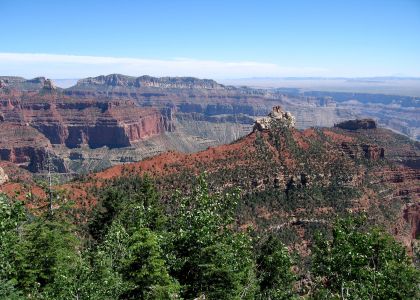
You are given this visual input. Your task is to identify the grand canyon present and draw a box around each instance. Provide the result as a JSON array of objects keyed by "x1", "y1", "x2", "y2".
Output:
[
  {"x1": 0, "y1": 74, "x2": 419, "y2": 252},
  {"x1": 1, "y1": 74, "x2": 418, "y2": 176},
  {"x1": 1, "y1": 1, "x2": 419, "y2": 298},
  {"x1": 1, "y1": 75, "x2": 418, "y2": 251}
]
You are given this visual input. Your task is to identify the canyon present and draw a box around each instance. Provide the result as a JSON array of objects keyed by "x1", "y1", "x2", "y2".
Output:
[
  {"x1": 0, "y1": 74, "x2": 418, "y2": 176},
  {"x1": 0, "y1": 81, "x2": 175, "y2": 172},
  {"x1": 5, "y1": 107, "x2": 418, "y2": 255},
  {"x1": 66, "y1": 74, "x2": 419, "y2": 140},
  {"x1": 82, "y1": 110, "x2": 419, "y2": 253}
]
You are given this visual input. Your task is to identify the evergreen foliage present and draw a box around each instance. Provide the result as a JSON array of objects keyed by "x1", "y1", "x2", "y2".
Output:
[
  {"x1": 0, "y1": 176, "x2": 418, "y2": 300},
  {"x1": 312, "y1": 215, "x2": 420, "y2": 299}
]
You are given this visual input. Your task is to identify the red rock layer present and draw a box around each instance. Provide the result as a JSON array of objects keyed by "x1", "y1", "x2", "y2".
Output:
[
  {"x1": 0, "y1": 123, "x2": 66, "y2": 172},
  {"x1": 0, "y1": 91, "x2": 174, "y2": 148},
  {"x1": 404, "y1": 203, "x2": 420, "y2": 239}
]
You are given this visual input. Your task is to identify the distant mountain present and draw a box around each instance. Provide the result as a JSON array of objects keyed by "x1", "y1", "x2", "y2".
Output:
[
  {"x1": 0, "y1": 76, "x2": 58, "y2": 92},
  {"x1": 71, "y1": 74, "x2": 225, "y2": 90},
  {"x1": 65, "y1": 74, "x2": 419, "y2": 141}
]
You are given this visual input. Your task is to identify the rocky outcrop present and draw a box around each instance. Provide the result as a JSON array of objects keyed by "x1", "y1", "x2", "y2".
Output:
[
  {"x1": 341, "y1": 142, "x2": 385, "y2": 160},
  {"x1": 404, "y1": 203, "x2": 420, "y2": 239},
  {"x1": 335, "y1": 119, "x2": 377, "y2": 130},
  {"x1": 0, "y1": 76, "x2": 58, "y2": 92},
  {"x1": 0, "y1": 123, "x2": 66, "y2": 172},
  {"x1": 253, "y1": 106, "x2": 296, "y2": 131},
  {"x1": 0, "y1": 167, "x2": 8, "y2": 184},
  {"x1": 42, "y1": 79, "x2": 56, "y2": 91},
  {"x1": 0, "y1": 92, "x2": 174, "y2": 149},
  {"x1": 362, "y1": 144, "x2": 385, "y2": 159}
]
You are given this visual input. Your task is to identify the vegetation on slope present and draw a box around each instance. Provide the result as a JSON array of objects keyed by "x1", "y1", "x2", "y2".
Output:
[{"x1": 0, "y1": 175, "x2": 418, "y2": 299}]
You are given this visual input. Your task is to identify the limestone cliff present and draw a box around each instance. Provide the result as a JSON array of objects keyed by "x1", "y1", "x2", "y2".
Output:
[{"x1": 0, "y1": 76, "x2": 58, "y2": 92}]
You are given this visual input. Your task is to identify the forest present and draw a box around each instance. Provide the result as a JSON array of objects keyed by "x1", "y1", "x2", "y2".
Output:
[{"x1": 0, "y1": 175, "x2": 418, "y2": 300}]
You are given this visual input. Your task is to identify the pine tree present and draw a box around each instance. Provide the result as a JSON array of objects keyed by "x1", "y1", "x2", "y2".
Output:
[{"x1": 256, "y1": 236, "x2": 297, "y2": 299}]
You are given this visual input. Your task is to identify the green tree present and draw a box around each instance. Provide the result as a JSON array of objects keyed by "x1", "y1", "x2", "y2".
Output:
[
  {"x1": 311, "y1": 215, "x2": 420, "y2": 299},
  {"x1": 0, "y1": 194, "x2": 26, "y2": 300},
  {"x1": 169, "y1": 175, "x2": 257, "y2": 299},
  {"x1": 256, "y1": 236, "x2": 297, "y2": 299},
  {"x1": 77, "y1": 221, "x2": 129, "y2": 300},
  {"x1": 121, "y1": 228, "x2": 180, "y2": 299},
  {"x1": 13, "y1": 219, "x2": 83, "y2": 299},
  {"x1": 88, "y1": 176, "x2": 178, "y2": 299},
  {"x1": 90, "y1": 176, "x2": 165, "y2": 241}
]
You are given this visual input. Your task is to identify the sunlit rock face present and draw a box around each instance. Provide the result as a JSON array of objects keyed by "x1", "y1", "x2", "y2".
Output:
[
  {"x1": 0, "y1": 92, "x2": 174, "y2": 149},
  {"x1": 0, "y1": 167, "x2": 8, "y2": 185},
  {"x1": 253, "y1": 106, "x2": 296, "y2": 131}
]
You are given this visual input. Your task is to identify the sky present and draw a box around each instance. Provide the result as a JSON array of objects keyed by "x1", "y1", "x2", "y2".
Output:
[{"x1": 0, "y1": 0, "x2": 419, "y2": 79}]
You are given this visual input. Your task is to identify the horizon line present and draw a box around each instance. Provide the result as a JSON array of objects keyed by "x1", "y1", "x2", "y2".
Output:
[{"x1": 1, "y1": 52, "x2": 419, "y2": 79}]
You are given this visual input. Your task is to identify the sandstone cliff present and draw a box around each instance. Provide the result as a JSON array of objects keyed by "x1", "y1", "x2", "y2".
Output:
[
  {"x1": 0, "y1": 91, "x2": 174, "y2": 149},
  {"x1": 0, "y1": 123, "x2": 66, "y2": 172}
]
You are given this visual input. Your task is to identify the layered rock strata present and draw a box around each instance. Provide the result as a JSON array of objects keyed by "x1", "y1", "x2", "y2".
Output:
[
  {"x1": 0, "y1": 123, "x2": 66, "y2": 172},
  {"x1": 0, "y1": 91, "x2": 174, "y2": 148}
]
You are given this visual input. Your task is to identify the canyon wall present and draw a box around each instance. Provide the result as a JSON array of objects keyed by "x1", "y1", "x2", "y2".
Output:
[
  {"x1": 65, "y1": 74, "x2": 419, "y2": 141},
  {"x1": 0, "y1": 91, "x2": 174, "y2": 149},
  {"x1": 0, "y1": 123, "x2": 66, "y2": 172}
]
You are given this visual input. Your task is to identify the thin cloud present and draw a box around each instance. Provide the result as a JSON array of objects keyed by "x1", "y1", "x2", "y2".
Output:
[{"x1": 0, "y1": 52, "x2": 329, "y2": 79}]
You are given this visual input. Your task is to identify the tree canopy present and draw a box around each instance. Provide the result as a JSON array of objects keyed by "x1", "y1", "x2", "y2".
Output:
[{"x1": 0, "y1": 177, "x2": 418, "y2": 300}]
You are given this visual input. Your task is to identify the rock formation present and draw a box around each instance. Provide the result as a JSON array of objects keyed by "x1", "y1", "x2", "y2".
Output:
[
  {"x1": 0, "y1": 123, "x2": 66, "y2": 172},
  {"x1": 42, "y1": 79, "x2": 56, "y2": 91},
  {"x1": 0, "y1": 76, "x2": 58, "y2": 92},
  {"x1": 3, "y1": 74, "x2": 419, "y2": 141},
  {"x1": 404, "y1": 203, "x2": 420, "y2": 240},
  {"x1": 335, "y1": 119, "x2": 377, "y2": 130},
  {"x1": 341, "y1": 142, "x2": 385, "y2": 160},
  {"x1": 75, "y1": 74, "x2": 225, "y2": 90},
  {"x1": 52, "y1": 120, "x2": 419, "y2": 256},
  {"x1": 253, "y1": 106, "x2": 296, "y2": 131},
  {"x1": 1, "y1": 74, "x2": 418, "y2": 176},
  {"x1": 0, "y1": 91, "x2": 174, "y2": 149},
  {"x1": 0, "y1": 167, "x2": 8, "y2": 184}
]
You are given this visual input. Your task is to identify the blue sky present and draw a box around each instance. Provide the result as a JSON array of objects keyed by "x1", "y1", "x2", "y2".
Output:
[{"x1": 1, "y1": 0, "x2": 419, "y2": 78}]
